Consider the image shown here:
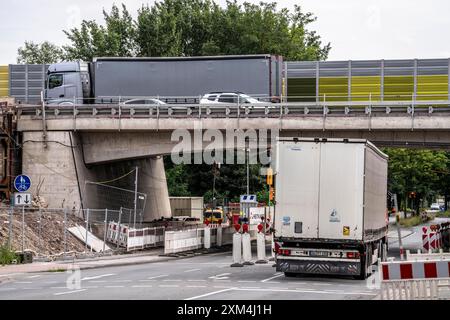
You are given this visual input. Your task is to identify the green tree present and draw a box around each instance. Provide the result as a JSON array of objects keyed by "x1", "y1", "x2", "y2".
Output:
[
  {"x1": 17, "y1": 41, "x2": 63, "y2": 64},
  {"x1": 384, "y1": 148, "x2": 448, "y2": 215},
  {"x1": 63, "y1": 4, "x2": 137, "y2": 61},
  {"x1": 165, "y1": 163, "x2": 190, "y2": 196},
  {"x1": 135, "y1": 0, "x2": 330, "y2": 59}
]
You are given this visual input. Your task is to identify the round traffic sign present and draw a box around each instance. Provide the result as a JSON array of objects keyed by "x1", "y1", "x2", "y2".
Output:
[{"x1": 14, "y1": 175, "x2": 31, "y2": 192}]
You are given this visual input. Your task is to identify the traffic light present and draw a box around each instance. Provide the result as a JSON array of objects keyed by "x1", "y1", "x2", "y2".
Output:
[
  {"x1": 266, "y1": 167, "x2": 273, "y2": 186},
  {"x1": 269, "y1": 186, "x2": 275, "y2": 201}
]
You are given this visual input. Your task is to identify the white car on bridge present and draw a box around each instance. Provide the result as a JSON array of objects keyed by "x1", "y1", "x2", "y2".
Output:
[{"x1": 200, "y1": 92, "x2": 268, "y2": 105}]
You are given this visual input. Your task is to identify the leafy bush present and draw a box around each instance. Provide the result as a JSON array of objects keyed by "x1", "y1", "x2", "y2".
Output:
[{"x1": 0, "y1": 245, "x2": 17, "y2": 265}]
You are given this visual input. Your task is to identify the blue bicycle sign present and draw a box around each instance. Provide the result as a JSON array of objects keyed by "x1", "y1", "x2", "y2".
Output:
[{"x1": 14, "y1": 175, "x2": 31, "y2": 192}]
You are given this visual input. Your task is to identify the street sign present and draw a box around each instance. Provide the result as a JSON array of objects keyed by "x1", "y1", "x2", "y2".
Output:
[
  {"x1": 14, "y1": 175, "x2": 31, "y2": 192},
  {"x1": 14, "y1": 192, "x2": 32, "y2": 206}
]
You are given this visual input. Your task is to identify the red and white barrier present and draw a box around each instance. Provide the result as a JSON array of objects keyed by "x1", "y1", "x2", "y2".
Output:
[
  {"x1": 422, "y1": 227, "x2": 429, "y2": 252},
  {"x1": 381, "y1": 260, "x2": 450, "y2": 281},
  {"x1": 429, "y1": 231, "x2": 437, "y2": 251}
]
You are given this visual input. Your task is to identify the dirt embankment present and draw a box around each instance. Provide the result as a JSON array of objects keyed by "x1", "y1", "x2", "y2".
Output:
[{"x1": 0, "y1": 209, "x2": 87, "y2": 256}]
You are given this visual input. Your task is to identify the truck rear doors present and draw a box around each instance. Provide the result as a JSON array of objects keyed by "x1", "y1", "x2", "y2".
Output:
[
  {"x1": 275, "y1": 140, "x2": 364, "y2": 241},
  {"x1": 276, "y1": 141, "x2": 320, "y2": 238}
]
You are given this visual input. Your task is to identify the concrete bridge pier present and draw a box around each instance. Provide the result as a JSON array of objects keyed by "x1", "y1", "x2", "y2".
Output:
[{"x1": 21, "y1": 131, "x2": 171, "y2": 221}]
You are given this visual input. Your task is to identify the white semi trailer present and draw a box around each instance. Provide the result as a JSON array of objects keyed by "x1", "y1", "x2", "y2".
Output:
[{"x1": 273, "y1": 138, "x2": 388, "y2": 279}]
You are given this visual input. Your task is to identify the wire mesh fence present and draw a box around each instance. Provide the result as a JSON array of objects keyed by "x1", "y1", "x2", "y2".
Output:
[{"x1": 0, "y1": 205, "x2": 162, "y2": 261}]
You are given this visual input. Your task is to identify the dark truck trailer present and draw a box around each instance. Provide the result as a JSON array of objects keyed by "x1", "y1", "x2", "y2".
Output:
[
  {"x1": 273, "y1": 138, "x2": 389, "y2": 279},
  {"x1": 45, "y1": 55, "x2": 284, "y2": 104}
]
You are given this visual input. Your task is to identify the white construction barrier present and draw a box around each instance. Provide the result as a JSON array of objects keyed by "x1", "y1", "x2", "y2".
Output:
[
  {"x1": 231, "y1": 232, "x2": 243, "y2": 267},
  {"x1": 406, "y1": 249, "x2": 450, "y2": 261},
  {"x1": 379, "y1": 257, "x2": 450, "y2": 300},
  {"x1": 381, "y1": 279, "x2": 440, "y2": 300},
  {"x1": 106, "y1": 222, "x2": 164, "y2": 251},
  {"x1": 217, "y1": 226, "x2": 222, "y2": 247},
  {"x1": 126, "y1": 226, "x2": 165, "y2": 251},
  {"x1": 204, "y1": 226, "x2": 211, "y2": 249},
  {"x1": 164, "y1": 228, "x2": 204, "y2": 254},
  {"x1": 255, "y1": 232, "x2": 267, "y2": 264},
  {"x1": 242, "y1": 232, "x2": 254, "y2": 265}
]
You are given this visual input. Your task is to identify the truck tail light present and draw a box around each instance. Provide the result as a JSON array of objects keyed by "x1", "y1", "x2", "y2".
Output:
[
  {"x1": 346, "y1": 252, "x2": 360, "y2": 259},
  {"x1": 274, "y1": 242, "x2": 281, "y2": 253},
  {"x1": 280, "y1": 249, "x2": 291, "y2": 256}
]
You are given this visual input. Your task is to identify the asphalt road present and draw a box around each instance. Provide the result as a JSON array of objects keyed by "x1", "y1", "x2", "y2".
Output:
[
  {"x1": 2, "y1": 217, "x2": 447, "y2": 300},
  {"x1": 0, "y1": 250, "x2": 379, "y2": 300}
]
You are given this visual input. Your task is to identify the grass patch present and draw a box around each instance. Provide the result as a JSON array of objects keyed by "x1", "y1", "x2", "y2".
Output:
[
  {"x1": 399, "y1": 214, "x2": 433, "y2": 227},
  {"x1": 0, "y1": 245, "x2": 17, "y2": 265},
  {"x1": 437, "y1": 211, "x2": 450, "y2": 218},
  {"x1": 47, "y1": 268, "x2": 66, "y2": 273}
]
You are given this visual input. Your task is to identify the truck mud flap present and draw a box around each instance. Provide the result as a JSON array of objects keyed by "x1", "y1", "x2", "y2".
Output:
[{"x1": 276, "y1": 259, "x2": 360, "y2": 276}]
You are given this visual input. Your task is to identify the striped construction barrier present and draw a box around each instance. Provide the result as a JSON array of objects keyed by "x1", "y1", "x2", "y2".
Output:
[
  {"x1": 429, "y1": 231, "x2": 437, "y2": 251},
  {"x1": 380, "y1": 260, "x2": 450, "y2": 280},
  {"x1": 422, "y1": 227, "x2": 429, "y2": 252},
  {"x1": 379, "y1": 258, "x2": 450, "y2": 300}
]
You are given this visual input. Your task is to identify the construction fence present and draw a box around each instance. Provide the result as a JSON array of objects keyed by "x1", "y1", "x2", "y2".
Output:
[{"x1": 0, "y1": 206, "x2": 166, "y2": 260}]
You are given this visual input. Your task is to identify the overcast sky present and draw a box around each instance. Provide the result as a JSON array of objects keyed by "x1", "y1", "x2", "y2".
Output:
[{"x1": 1, "y1": 0, "x2": 450, "y2": 63}]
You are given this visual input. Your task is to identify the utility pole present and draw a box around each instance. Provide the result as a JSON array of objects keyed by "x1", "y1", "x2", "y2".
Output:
[
  {"x1": 246, "y1": 148, "x2": 250, "y2": 195},
  {"x1": 133, "y1": 166, "x2": 139, "y2": 229}
]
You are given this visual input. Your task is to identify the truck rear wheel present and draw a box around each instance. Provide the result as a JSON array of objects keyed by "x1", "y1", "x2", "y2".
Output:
[{"x1": 357, "y1": 247, "x2": 368, "y2": 280}]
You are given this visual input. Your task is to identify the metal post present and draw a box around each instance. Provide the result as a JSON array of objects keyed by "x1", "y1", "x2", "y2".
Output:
[
  {"x1": 21, "y1": 206, "x2": 25, "y2": 253},
  {"x1": 38, "y1": 208, "x2": 42, "y2": 255},
  {"x1": 85, "y1": 208, "x2": 90, "y2": 253},
  {"x1": 246, "y1": 148, "x2": 249, "y2": 195},
  {"x1": 117, "y1": 208, "x2": 122, "y2": 250},
  {"x1": 393, "y1": 194, "x2": 404, "y2": 260},
  {"x1": 103, "y1": 208, "x2": 108, "y2": 253},
  {"x1": 8, "y1": 206, "x2": 12, "y2": 250},
  {"x1": 133, "y1": 167, "x2": 138, "y2": 229},
  {"x1": 63, "y1": 208, "x2": 67, "y2": 259}
]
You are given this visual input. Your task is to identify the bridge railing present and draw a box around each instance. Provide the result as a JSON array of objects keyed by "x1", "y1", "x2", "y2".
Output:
[{"x1": 16, "y1": 98, "x2": 450, "y2": 119}]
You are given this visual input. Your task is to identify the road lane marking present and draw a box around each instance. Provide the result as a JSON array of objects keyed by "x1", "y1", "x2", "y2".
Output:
[
  {"x1": 138, "y1": 280, "x2": 155, "y2": 282},
  {"x1": 163, "y1": 279, "x2": 182, "y2": 282},
  {"x1": 238, "y1": 280, "x2": 257, "y2": 283},
  {"x1": 54, "y1": 289, "x2": 86, "y2": 296},
  {"x1": 88, "y1": 280, "x2": 107, "y2": 283},
  {"x1": 147, "y1": 275, "x2": 168, "y2": 280},
  {"x1": 132, "y1": 285, "x2": 153, "y2": 288},
  {"x1": 184, "y1": 269, "x2": 201, "y2": 273},
  {"x1": 105, "y1": 286, "x2": 124, "y2": 288},
  {"x1": 187, "y1": 285, "x2": 206, "y2": 288},
  {"x1": 209, "y1": 273, "x2": 230, "y2": 280},
  {"x1": 28, "y1": 275, "x2": 41, "y2": 279},
  {"x1": 185, "y1": 287, "x2": 235, "y2": 300},
  {"x1": 240, "y1": 287, "x2": 261, "y2": 289},
  {"x1": 15, "y1": 281, "x2": 32, "y2": 284},
  {"x1": 312, "y1": 283, "x2": 332, "y2": 286},
  {"x1": 82, "y1": 286, "x2": 99, "y2": 289},
  {"x1": 213, "y1": 286, "x2": 233, "y2": 289},
  {"x1": 187, "y1": 279, "x2": 206, "y2": 282},
  {"x1": 50, "y1": 287, "x2": 67, "y2": 289},
  {"x1": 261, "y1": 273, "x2": 283, "y2": 282},
  {"x1": 159, "y1": 285, "x2": 179, "y2": 288},
  {"x1": 81, "y1": 274, "x2": 115, "y2": 281},
  {"x1": 111, "y1": 280, "x2": 132, "y2": 283},
  {"x1": 0, "y1": 273, "x2": 23, "y2": 277}
]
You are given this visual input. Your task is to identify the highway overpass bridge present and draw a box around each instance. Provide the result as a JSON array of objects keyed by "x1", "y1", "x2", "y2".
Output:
[{"x1": 15, "y1": 100, "x2": 450, "y2": 220}]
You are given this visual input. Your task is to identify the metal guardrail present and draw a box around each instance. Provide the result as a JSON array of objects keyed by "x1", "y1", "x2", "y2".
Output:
[{"x1": 15, "y1": 99, "x2": 450, "y2": 120}]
